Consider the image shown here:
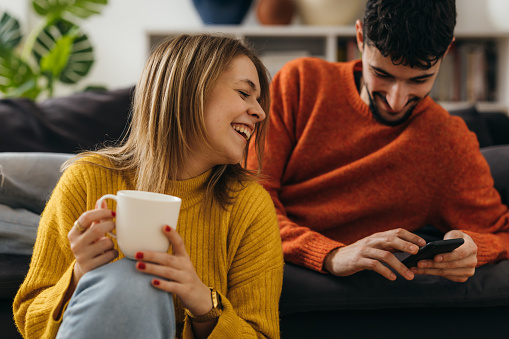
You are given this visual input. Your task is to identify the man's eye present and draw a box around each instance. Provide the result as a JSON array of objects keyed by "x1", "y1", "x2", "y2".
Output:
[{"x1": 374, "y1": 72, "x2": 389, "y2": 78}]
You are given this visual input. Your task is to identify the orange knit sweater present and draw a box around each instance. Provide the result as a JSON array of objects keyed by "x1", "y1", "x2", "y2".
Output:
[{"x1": 247, "y1": 57, "x2": 509, "y2": 272}]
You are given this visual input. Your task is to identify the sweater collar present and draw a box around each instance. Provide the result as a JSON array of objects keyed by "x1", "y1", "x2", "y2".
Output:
[{"x1": 166, "y1": 169, "x2": 212, "y2": 210}]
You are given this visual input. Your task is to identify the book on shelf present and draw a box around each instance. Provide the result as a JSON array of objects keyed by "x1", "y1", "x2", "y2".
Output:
[
  {"x1": 432, "y1": 39, "x2": 498, "y2": 104},
  {"x1": 337, "y1": 38, "x2": 360, "y2": 62}
]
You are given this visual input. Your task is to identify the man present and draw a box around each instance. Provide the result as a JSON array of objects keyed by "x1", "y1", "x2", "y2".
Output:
[{"x1": 247, "y1": 0, "x2": 509, "y2": 283}]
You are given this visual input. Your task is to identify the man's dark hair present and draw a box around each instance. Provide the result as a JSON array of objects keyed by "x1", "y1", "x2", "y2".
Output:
[{"x1": 363, "y1": 0, "x2": 456, "y2": 70}]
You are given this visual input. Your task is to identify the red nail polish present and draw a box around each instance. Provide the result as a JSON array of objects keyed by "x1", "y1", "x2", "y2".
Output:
[
  {"x1": 165, "y1": 225, "x2": 171, "y2": 232},
  {"x1": 138, "y1": 262, "x2": 146, "y2": 270},
  {"x1": 153, "y1": 279, "x2": 160, "y2": 286},
  {"x1": 135, "y1": 252, "x2": 143, "y2": 259},
  {"x1": 111, "y1": 211, "x2": 116, "y2": 217}
]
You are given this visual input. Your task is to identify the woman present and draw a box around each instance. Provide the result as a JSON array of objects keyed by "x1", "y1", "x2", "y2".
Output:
[{"x1": 13, "y1": 34, "x2": 283, "y2": 339}]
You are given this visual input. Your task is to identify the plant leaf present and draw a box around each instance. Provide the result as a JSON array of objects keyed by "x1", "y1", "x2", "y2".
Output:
[
  {"x1": 32, "y1": 20, "x2": 94, "y2": 85},
  {"x1": 0, "y1": 46, "x2": 40, "y2": 99},
  {"x1": 59, "y1": 33, "x2": 94, "y2": 84},
  {"x1": 0, "y1": 11, "x2": 22, "y2": 49},
  {"x1": 39, "y1": 35, "x2": 74, "y2": 77},
  {"x1": 32, "y1": 0, "x2": 108, "y2": 21}
]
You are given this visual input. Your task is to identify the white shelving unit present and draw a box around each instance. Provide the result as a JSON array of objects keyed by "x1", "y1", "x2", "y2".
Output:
[{"x1": 147, "y1": 26, "x2": 509, "y2": 113}]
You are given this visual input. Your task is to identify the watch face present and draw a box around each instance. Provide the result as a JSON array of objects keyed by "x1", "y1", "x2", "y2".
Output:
[
  {"x1": 211, "y1": 290, "x2": 219, "y2": 308},
  {"x1": 211, "y1": 289, "x2": 222, "y2": 309}
]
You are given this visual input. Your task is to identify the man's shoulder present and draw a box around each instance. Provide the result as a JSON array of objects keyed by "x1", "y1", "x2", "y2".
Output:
[{"x1": 414, "y1": 99, "x2": 479, "y2": 147}]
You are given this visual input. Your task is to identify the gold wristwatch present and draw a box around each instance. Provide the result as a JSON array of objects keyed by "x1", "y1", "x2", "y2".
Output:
[{"x1": 185, "y1": 288, "x2": 223, "y2": 323}]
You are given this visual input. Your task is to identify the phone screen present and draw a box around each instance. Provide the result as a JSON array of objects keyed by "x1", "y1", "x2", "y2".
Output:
[{"x1": 401, "y1": 238, "x2": 464, "y2": 268}]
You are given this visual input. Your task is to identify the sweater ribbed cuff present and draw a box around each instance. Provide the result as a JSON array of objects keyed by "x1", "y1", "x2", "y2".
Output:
[
  {"x1": 461, "y1": 230, "x2": 504, "y2": 266},
  {"x1": 288, "y1": 234, "x2": 343, "y2": 273}
]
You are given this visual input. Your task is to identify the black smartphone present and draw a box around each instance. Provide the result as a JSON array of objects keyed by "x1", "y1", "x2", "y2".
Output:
[{"x1": 401, "y1": 238, "x2": 465, "y2": 268}]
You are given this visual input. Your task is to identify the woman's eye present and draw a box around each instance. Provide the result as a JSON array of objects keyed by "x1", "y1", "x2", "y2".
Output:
[{"x1": 238, "y1": 90, "x2": 250, "y2": 98}]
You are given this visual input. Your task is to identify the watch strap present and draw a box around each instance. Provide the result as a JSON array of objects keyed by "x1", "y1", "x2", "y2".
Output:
[{"x1": 185, "y1": 288, "x2": 223, "y2": 323}]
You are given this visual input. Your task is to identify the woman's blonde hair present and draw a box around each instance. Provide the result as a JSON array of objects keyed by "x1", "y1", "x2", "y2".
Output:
[{"x1": 66, "y1": 34, "x2": 270, "y2": 207}]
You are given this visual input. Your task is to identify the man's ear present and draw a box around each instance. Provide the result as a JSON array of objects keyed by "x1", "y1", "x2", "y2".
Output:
[
  {"x1": 444, "y1": 37, "x2": 456, "y2": 57},
  {"x1": 355, "y1": 20, "x2": 364, "y2": 54}
]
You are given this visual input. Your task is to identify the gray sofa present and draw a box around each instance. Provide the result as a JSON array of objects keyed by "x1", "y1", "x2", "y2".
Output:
[{"x1": 1, "y1": 89, "x2": 509, "y2": 338}]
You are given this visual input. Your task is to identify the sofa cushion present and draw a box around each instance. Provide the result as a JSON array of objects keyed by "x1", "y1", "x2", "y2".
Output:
[
  {"x1": 483, "y1": 112, "x2": 509, "y2": 145},
  {"x1": 0, "y1": 254, "x2": 31, "y2": 299},
  {"x1": 449, "y1": 105, "x2": 494, "y2": 147},
  {"x1": 0, "y1": 87, "x2": 133, "y2": 153},
  {"x1": 481, "y1": 145, "x2": 509, "y2": 205},
  {"x1": 0, "y1": 153, "x2": 73, "y2": 214},
  {"x1": 0, "y1": 205, "x2": 40, "y2": 256},
  {"x1": 0, "y1": 153, "x2": 72, "y2": 255},
  {"x1": 280, "y1": 259, "x2": 509, "y2": 315}
]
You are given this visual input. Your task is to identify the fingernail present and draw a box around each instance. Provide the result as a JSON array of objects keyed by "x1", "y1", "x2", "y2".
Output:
[
  {"x1": 406, "y1": 271, "x2": 414, "y2": 279},
  {"x1": 137, "y1": 262, "x2": 146, "y2": 270},
  {"x1": 436, "y1": 255, "x2": 443, "y2": 262},
  {"x1": 111, "y1": 211, "x2": 116, "y2": 217},
  {"x1": 135, "y1": 252, "x2": 143, "y2": 259},
  {"x1": 153, "y1": 279, "x2": 160, "y2": 286},
  {"x1": 165, "y1": 225, "x2": 171, "y2": 232}
]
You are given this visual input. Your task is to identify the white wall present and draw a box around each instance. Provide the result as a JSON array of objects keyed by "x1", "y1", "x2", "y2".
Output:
[{"x1": 0, "y1": 0, "x2": 502, "y2": 97}]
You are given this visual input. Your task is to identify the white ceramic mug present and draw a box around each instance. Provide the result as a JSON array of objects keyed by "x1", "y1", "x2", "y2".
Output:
[{"x1": 97, "y1": 190, "x2": 182, "y2": 259}]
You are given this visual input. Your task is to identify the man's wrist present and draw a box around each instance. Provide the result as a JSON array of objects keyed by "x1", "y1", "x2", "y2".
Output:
[{"x1": 323, "y1": 247, "x2": 340, "y2": 273}]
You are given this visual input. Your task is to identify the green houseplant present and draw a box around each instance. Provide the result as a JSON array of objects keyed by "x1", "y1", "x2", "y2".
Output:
[{"x1": 0, "y1": 0, "x2": 108, "y2": 100}]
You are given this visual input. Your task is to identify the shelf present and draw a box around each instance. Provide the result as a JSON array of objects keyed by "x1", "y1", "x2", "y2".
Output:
[{"x1": 147, "y1": 25, "x2": 509, "y2": 112}]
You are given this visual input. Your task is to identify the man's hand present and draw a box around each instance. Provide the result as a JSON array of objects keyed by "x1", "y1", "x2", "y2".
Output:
[
  {"x1": 409, "y1": 230, "x2": 477, "y2": 282},
  {"x1": 324, "y1": 228, "x2": 426, "y2": 281}
]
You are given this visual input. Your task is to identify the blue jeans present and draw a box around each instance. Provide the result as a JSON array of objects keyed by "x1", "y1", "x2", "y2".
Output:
[{"x1": 56, "y1": 258, "x2": 176, "y2": 339}]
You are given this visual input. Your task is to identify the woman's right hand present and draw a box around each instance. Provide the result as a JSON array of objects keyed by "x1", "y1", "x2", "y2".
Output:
[{"x1": 67, "y1": 200, "x2": 118, "y2": 284}]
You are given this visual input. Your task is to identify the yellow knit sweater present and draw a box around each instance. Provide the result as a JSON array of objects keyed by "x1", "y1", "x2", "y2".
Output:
[{"x1": 13, "y1": 156, "x2": 284, "y2": 339}]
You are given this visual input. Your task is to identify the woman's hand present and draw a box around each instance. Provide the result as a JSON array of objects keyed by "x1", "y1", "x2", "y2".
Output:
[
  {"x1": 67, "y1": 200, "x2": 118, "y2": 284},
  {"x1": 134, "y1": 225, "x2": 213, "y2": 317}
]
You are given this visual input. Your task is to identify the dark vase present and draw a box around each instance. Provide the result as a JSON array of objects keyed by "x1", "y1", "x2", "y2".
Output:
[
  {"x1": 256, "y1": 0, "x2": 295, "y2": 25},
  {"x1": 192, "y1": 0, "x2": 254, "y2": 25}
]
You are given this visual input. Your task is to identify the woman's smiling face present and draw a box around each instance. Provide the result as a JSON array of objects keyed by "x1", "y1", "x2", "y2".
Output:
[{"x1": 185, "y1": 55, "x2": 266, "y2": 177}]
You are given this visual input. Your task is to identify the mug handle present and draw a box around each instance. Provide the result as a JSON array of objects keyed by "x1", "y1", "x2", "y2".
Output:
[{"x1": 97, "y1": 194, "x2": 118, "y2": 239}]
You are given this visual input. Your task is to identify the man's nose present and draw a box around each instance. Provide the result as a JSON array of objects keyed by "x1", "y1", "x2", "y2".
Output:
[{"x1": 385, "y1": 83, "x2": 410, "y2": 112}]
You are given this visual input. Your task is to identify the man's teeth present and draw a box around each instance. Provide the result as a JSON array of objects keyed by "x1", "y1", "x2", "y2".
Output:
[{"x1": 232, "y1": 124, "x2": 251, "y2": 140}]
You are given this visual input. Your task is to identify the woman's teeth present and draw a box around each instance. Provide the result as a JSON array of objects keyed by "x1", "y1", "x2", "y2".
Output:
[{"x1": 232, "y1": 124, "x2": 251, "y2": 140}]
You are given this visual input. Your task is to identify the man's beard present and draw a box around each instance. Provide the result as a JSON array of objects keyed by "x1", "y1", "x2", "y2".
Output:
[{"x1": 365, "y1": 85, "x2": 421, "y2": 127}]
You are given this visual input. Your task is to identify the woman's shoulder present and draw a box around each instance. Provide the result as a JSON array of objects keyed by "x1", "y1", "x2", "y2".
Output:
[
  {"x1": 65, "y1": 153, "x2": 114, "y2": 172},
  {"x1": 234, "y1": 179, "x2": 271, "y2": 200},
  {"x1": 61, "y1": 153, "x2": 122, "y2": 185},
  {"x1": 230, "y1": 179, "x2": 275, "y2": 216}
]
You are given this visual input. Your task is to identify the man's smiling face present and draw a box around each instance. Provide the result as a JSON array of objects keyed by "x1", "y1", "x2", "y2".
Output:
[
  {"x1": 355, "y1": 17, "x2": 445, "y2": 127},
  {"x1": 359, "y1": 43, "x2": 442, "y2": 126}
]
